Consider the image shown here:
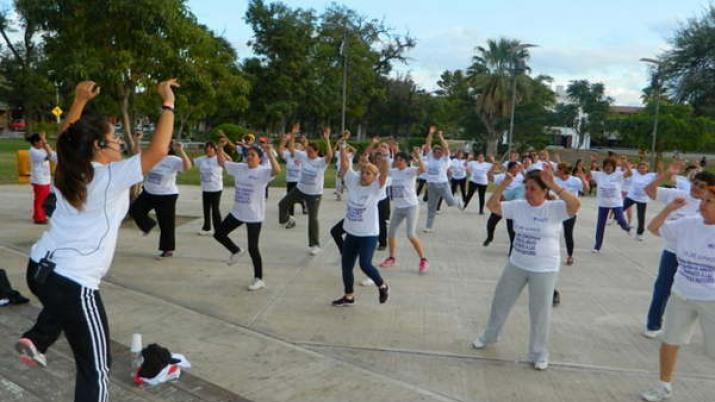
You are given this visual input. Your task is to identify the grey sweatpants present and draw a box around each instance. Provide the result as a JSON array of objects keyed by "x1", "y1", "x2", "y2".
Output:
[
  {"x1": 426, "y1": 182, "x2": 457, "y2": 229},
  {"x1": 479, "y1": 262, "x2": 559, "y2": 363},
  {"x1": 388, "y1": 205, "x2": 419, "y2": 239}
]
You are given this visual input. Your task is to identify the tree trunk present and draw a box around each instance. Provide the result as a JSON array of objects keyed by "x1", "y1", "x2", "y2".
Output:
[
  {"x1": 120, "y1": 88, "x2": 135, "y2": 154},
  {"x1": 486, "y1": 136, "x2": 499, "y2": 158}
]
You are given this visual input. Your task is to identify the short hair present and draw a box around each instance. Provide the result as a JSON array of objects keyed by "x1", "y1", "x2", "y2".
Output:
[{"x1": 361, "y1": 163, "x2": 379, "y2": 176}]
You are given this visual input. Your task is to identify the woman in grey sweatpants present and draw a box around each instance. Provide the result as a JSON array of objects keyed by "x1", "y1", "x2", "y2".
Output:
[
  {"x1": 422, "y1": 126, "x2": 463, "y2": 232},
  {"x1": 472, "y1": 168, "x2": 581, "y2": 370}
]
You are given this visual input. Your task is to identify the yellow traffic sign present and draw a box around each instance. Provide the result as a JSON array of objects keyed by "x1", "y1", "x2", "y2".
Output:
[{"x1": 52, "y1": 106, "x2": 63, "y2": 118}]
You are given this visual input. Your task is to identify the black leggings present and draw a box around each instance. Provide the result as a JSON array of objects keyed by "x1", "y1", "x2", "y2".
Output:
[
  {"x1": 285, "y1": 182, "x2": 307, "y2": 215},
  {"x1": 201, "y1": 191, "x2": 222, "y2": 232},
  {"x1": 450, "y1": 178, "x2": 467, "y2": 202},
  {"x1": 331, "y1": 219, "x2": 345, "y2": 254},
  {"x1": 486, "y1": 213, "x2": 515, "y2": 253},
  {"x1": 213, "y1": 214, "x2": 263, "y2": 279},
  {"x1": 464, "y1": 182, "x2": 488, "y2": 213},
  {"x1": 129, "y1": 191, "x2": 178, "y2": 252},
  {"x1": 416, "y1": 179, "x2": 427, "y2": 197},
  {"x1": 378, "y1": 197, "x2": 390, "y2": 247},
  {"x1": 623, "y1": 197, "x2": 647, "y2": 235},
  {"x1": 563, "y1": 216, "x2": 577, "y2": 257}
]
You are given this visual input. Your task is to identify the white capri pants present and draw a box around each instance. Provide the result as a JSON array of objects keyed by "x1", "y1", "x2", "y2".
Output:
[{"x1": 388, "y1": 205, "x2": 419, "y2": 239}]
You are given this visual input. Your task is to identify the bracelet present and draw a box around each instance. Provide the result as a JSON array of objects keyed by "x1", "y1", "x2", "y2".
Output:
[{"x1": 162, "y1": 102, "x2": 175, "y2": 112}]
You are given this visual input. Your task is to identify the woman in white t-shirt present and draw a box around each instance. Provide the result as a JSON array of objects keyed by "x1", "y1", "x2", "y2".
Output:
[
  {"x1": 194, "y1": 141, "x2": 231, "y2": 236},
  {"x1": 15, "y1": 80, "x2": 178, "y2": 401},
  {"x1": 213, "y1": 141, "x2": 280, "y2": 291},
  {"x1": 554, "y1": 162, "x2": 589, "y2": 266},
  {"x1": 278, "y1": 128, "x2": 333, "y2": 255},
  {"x1": 331, "y1": 145, "x2": 390, "y2": 307},
  {"x1": 449, "y1": 151, "x2": 468, "y2": 203},
  {"x1": 129, "y1": 140, "x2": 192, "y2": 259},
  {"x1": 278, "y1": 129, "x2": 307, "y2": 215},
  {"x1": 622, "y1": 161, "x2": 657, "y2": 240},
  {"x1": 464, "y1": 153, "x2": 494, "y2": 215},
  {"x1": 591, "y1": 157, "x2": 633, "y2": 252},
  {"x1": 27, "y1": 132, "x2": 58, "y2": 224},
  {"x1": 378, "y1": 149, "x2": 429, "y2": 273},
  {"x1": 333, "y1": 130, "x2": 355, "y2": 201},
  {"x1": 423, "y1": 127, "x2": 463, "y2": 232},
  {"x1": 472, "y1": 168, "x2": 580, "y2": 370},
  {"x1": 640, "y1": 189, "x2": 715, "y2": 402}
]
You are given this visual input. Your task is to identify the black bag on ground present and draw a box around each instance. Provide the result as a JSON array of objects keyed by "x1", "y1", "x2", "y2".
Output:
[
  {"x1": 0, "y1": 269, "x2": 30, "y2": 305},
  {"x1": 43, "y1": 192, "x2": 57, "y2": 218}
]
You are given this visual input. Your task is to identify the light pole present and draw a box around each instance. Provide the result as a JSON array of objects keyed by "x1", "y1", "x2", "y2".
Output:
[
  {"x1": 340, "y1": 31, "x2": 348, "y2": 135},
  {"x1": 640, "y1": 57, "x2": 662, "y2": 167},
  {"x1": 507, "y1": 43, "x2": 537, "y2": 156}
]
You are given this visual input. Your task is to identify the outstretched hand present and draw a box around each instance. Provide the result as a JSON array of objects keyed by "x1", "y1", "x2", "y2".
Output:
[
  {"x1": 75, "y1": 81, "x2": 101, "y2": 102},
  {"x1": 157, "y1": 79, "x2": 180, "y2": 104}
]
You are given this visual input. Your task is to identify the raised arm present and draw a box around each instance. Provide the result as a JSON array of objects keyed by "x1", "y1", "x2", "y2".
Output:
[
  {"x1": 648, "y1": 198, "x2": 686, "y2": 236},
  {"x1": 132, "y1": 132, "x2": 143, "y2": 154},
  {"x1": 541, "y1": 166, "x2": 580, "y2": 217},
  {"x1": 487, "y1": 174, "x2": 511, "y2": 216},
  {"x1": 175, "y1": 142, "x2": 192, "y2": 171},
  {"x1": 323, "y1": 128, "x2": 333, "y2": 163},
  {"x1": 60, "y1": 81, "x2": 101, "y2": 135},
  {"x1": 264, "y1": 143, "x2": 281, "y2": 177},
  {"x1": 216, "y1": 138, "x2": 228, "y2": 168},
  {"x1": 39, "y1": 132, "x2": 54, "y2": 159},
  {"x1": 412, "y1": 147, "x2": 426, "y2": 175},
  {"x1": 339, "y1": 140, "x2": 350, "y2": 178},
  {"x1": 424, "y1": 125, "x2": 436, "y2": 153},
  {"x1": 377, "y1": 153, "x2": 390, "y2": 188},
  {"x1": 141, "y1": 79, "x2": 179, "y2": 174},
  {"x1": 438, "y1": 131, "x2": 450, "y2": 158},
  {"x1": 645, "y1": 161, "x2": 680, "y2": 200}
]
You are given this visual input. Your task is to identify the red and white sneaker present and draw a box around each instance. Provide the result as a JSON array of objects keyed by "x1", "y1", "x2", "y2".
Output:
[
  {"x1": 379, "y1": 257, "x2": 396, "y2": 268},
  {"x1": 15, "y1": 338, "x2": 47, "y2": 368},
  {"x1": 419, "y1": 258, "x2": 430, "y2": 273}
]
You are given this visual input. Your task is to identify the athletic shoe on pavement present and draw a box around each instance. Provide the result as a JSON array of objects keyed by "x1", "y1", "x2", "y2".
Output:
[
  {"x1": 641, "y1": 384, "x2": 672, "y2": 401},
  {"x1": 379, "y1": 257, "x2": 396, "y2": 268},
  {"x1": 378, "y1": 284, "x2": 389, "y2": 304},
  {"x1": 284, "y1": 216, "x2": 296, "y2": 229},
  {"x1": 309, "y1": 246, "x2": 321, "y2": 256},
  {"x1": 642, "y1": 328, "x2": 662, "y2": 339},
  {"x1": 331, "y1": 296, "x2": 355, "y2": 307},
  {"x1": 418, "y1": 258, "x2": 430, "y2": 273},
  {"x1": 247, "y1": 278, "x2": 266, "y2": 291},
  {"x1": 226, "y1": 248, "x2": 245, "y2": 266},
  {"x1": 534, "y1": 361, "x2": 549, "y2": 370},
  {"x1": 15, "y1": 338, "x2": 47, "y2": 368},
  {"x1": 360, "y1": 278, "x2": 375, "y2": 287}
]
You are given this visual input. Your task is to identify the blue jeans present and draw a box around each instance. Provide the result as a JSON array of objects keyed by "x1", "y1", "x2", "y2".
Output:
[
  {"x1": 594, "y1": 206, "x2": 630, "y2": 250},
  {"x1": 341, "y1": 234, "x2": 384, "y2": 294},
  {"x1": 646, "y1": 250, "x2": 678, "y2": 331}
]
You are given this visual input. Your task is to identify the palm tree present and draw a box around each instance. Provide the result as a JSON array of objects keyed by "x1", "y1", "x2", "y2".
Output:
[{"x1": 467, "y1": 38, "x2": 533, "y2": 155}]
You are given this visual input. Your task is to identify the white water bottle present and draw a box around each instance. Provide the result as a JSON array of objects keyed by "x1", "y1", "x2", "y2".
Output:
[{"x1": 130, "y1": 333, "x2": 143, "y2": 375}]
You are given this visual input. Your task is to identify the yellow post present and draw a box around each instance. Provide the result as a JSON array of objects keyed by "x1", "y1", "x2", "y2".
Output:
[{"x1": 16, "y1": 150, "x2": 31, "y2": 184}]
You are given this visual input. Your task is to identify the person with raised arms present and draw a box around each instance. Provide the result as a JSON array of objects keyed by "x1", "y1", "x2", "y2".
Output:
[
  {"x1": 464, "y1": 153, "x2": 494, "y2": 215},
  {"x1": 640, "y1": 188, "x2": 715, "y2": 401},
  {"x1": 15, "y1": 79, "x2": 178, "y2": 401},
  {"x1": 331, "y1": 143, "x2": 390, "y2": 307},
  {"x1": 278, "y1": 128, "x2": 333, "y2": 255},
  {"x1": 483, "y1": 161, "x2": 524, "y2": 251},
  {"x1": 640, "y1": 162, "x2": 715, "y2": 338},
  {"x1": 623, "y1": 161, "x2": 657, "y2": 241},
  {"x1": 194, "y1": 140, "x2": 232, "y2": 236},
  {"x1": 423, "y1": 126, "x2": 463, "y2": 233},
  {"x1": 590, "y1": 157, "x2": 633, "y2": 252},
  {"x1": 449, "y1": 150, "x2": 468, "y2": 204},
  {"x1": 379, "y1": 147, "x2": 430, "y2": 273},
  {"x1": 129, "y1": 139, "x2": 192, "y2": 259},
  {"x1": 27, "y1": 131, "x2": 58, "y2": 224},
  {"x1": 213, "y1": 139, "x2": 280, "y2": 291},
  {"x1": 333, "y1": 130, "x2": 355, "y2": 201},
  {"x1": 277, "y1": 125, "x2": 307, "y2": 216},
  {"x1": 472, "y1": 166, "x2": 580, "y2": 371}
]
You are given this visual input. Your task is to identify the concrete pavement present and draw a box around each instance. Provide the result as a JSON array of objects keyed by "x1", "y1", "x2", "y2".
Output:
[{"x1": 0, "y1": 183, "x2": 713, "y2": 402}]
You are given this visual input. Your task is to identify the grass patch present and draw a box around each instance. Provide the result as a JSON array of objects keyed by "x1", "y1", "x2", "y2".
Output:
[{"x1": 0, "y1": 139, "x2": 29, "y2": 184}]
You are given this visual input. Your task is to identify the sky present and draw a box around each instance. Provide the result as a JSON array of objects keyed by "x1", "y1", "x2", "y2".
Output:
[{"x1": 193, "y1": 1, "x2": 708, "y2": 105}]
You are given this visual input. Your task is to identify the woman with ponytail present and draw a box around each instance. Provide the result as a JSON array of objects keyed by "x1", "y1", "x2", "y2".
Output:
[{"x1": 16, "y1": 79, "x2": 179, "y2": 402}]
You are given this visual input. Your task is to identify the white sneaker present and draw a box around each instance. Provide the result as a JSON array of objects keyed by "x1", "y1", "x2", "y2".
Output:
[
  {"x1": 247, "y1": 278, "x2": 266, "y2": 291},
  {"x1": 534, "y1": 361, "x2": 549, "y2": 370},
  {"x1": 456, "y1": 198, "x2": 465, "y2": 211},
  {"x1": 591, "y1": 249, "x2": 600, "y2": 253},
  {"x1": 471, "y1": 338, "x2": 487, "y2": 349},
  {"x1": 283, "y1": 216, "x2": 296, "y2": 229},
  {"x1": 197, "y1": 230, "x2": 212, "y2": 236},
  {"x1": 226, "y1": 249, "x2": 245, "y2": 266},
  {"x1": 359, "y1": 278, "x2": 375, "y2": 287},
  {"x1": 642, "y1": 328, "x2": 662, "y2": 339},
  {"x1": 423, "y1": 227, "x2": 434, "y2": 233},
  {"x1": 635, "y1": 234, "x2": 644, "y2": 241},
  {"x1": 0, "y1": 298, "x2": 9, "y2": 306},
  {"x1": 641, "y1": 384, "x2": 672, "y2": 401},
  {"x1": 309, "y1": 246, "x2": 321, "y2": 256}
]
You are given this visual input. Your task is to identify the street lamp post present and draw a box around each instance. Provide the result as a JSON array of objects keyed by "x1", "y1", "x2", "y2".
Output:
[
  {"x1": 340, "y1": 31, "x2": 348, "y2": 135},
  {"x1": 640, "y1": 57, "x2": 662, "y2": 167},
  {"x1": 507, "y1": 43, "x2": 537, "y2": 157}
]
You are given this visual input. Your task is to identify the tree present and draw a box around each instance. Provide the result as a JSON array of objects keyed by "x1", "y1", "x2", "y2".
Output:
[
  {"x1": 660, "y1": 6, "x2": 715, "y2": 118},
  {"x1": 467, "y1": 38, "x2": 536, "y2": 155},
  {"x1": 565, "y1": 80, "x2": 613, "y2": 148}
]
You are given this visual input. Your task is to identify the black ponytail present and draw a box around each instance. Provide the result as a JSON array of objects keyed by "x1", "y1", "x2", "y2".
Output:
[{"x1": 54, "y1": 115, "x2": 111, "y2": 210}]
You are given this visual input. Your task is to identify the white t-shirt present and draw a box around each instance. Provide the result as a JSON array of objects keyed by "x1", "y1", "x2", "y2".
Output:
[
  {"x1": 660, "y1": 216, "x2": 715, "y2": 301},
  {"x1": 336, "y1": 151, "x2": 354, "y2": 169},
  {"x1": 295, "y1": 151, "x2": 328, "y2": 195},
  {"x1": 526, "y1": 160, "x2": 557, "y2": 172},
  {"x1": 194, "y1": 156, "x2": 223, "y2": 192},
  {"x1": 656, "y1": 187, "x2": 702, "y2": 252},
  {"x1": 555, "y1": 176, "x2": 583, "y2": 196},
  {"x1": 626, "y1": 171, "x2": 656, "y2": 203},
  {"x1": 450, "y1": 159, "x2": 467, "y2": 180},
  {"x1": 468, "y1": 161, "x2": 493, "y2": 185},
  {"x1": 675, "y1": 175, "x2": 692, "y2": 193},
  {"x1": 592, "y1": 170, "x2": 625, "y2": 208},
  {"x1": 30, "y1": 155, "x2": 143, "y2": 289},
  {"x1": 224, "y1": 162, "x2": 274, "y2": 223},
  {"x1": 30, "y1": 147, "x2": 56, "y2": 185},
  {"x1": 378, "y1": 157, "x2": 394, "y2": 201},
  {"x1": 502, "y1": 199, "x2": 570, "y2": 273},
  {"x1": 424, "y1": 152, "x2": 450, "y2": 183},
  {"x1": 143, "y1": 155, "x2": 184, "y2": 195},
  {"x1": 342, "y1": 170, "x2": 384, "y2": 236},
  {"x1": 495, "y1": 173, "x2": 525, "y2": 201},
  {"x1": 281, "y1": 150, "x2": 302, "y2": 183},
  {"x1": 389, "y1": 167, "x2": 419, "y2": 209}
]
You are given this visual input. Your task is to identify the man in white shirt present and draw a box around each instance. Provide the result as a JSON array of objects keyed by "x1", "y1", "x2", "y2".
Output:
[{"x1": 27, "y1": 132, "x2": 57, "y2": 224}]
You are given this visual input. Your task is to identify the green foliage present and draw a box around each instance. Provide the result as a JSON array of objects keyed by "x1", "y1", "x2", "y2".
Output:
[
  {"x1": 207, "y1": 123, "x2": 248, "y2": 143},
  {"x1": 564, "y1": 80, "x2": 613, "y2": 146}
]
